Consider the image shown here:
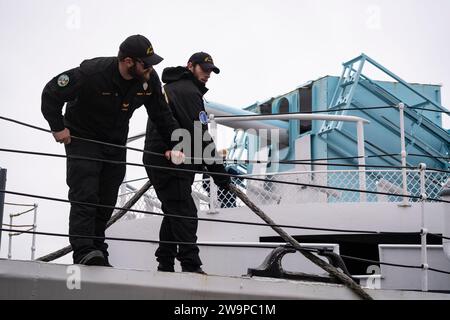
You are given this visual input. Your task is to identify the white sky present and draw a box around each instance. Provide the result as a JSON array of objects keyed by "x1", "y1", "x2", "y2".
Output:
[{"x1": 1, "y1": 0, "x2": 449, "y2": 262}]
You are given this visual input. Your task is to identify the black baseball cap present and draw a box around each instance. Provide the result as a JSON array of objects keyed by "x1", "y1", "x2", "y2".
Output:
[
  {"x1": 188, "y1": 52, "x2": 220, "y2": 74},
  {"x1": 119, "y1": 34, "x2": 163, "y2": 67}
]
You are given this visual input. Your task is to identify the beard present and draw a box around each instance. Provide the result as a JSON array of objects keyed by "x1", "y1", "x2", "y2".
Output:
[{"x1": 128, "y1": 64, "x2": 151, "y2": 83}]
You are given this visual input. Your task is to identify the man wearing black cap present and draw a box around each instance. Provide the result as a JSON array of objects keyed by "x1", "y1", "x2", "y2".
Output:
[
  {"x1": 143, "y1": 52, "x2": 231, "y2": 274},
  {"x1": 41, "y1": 35, "x2": 180, "y2": 266}
]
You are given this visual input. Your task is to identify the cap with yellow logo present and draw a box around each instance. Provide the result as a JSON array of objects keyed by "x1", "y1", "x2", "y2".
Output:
[
  {"x1": 119, "y1": 34, "x2": 163, "y2": 67},
  {"x1": 188, "y1": 52, "x2": 220, "y2": 74}
]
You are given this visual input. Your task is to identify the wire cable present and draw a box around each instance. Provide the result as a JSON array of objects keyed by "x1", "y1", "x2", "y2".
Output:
[
  {"x1": 409, "y1": 106, "x2": 450, "y2": 115},
  {"x1": 408, "y1": 153, "x2": 450, "y2": 161},
  {"x1": 214, "y1": 106, "x2": 396, "y2": 119},
  {"x1": 428, "y1": 233, "x2": 450, "y2": 241},
  {"x1": 0, "y1": 115, "x2": 404, "y2": 165},
  {"x1": 0, "y1": 189, "x2": 429, "y2": 233},
  {"x1": 0, "y1": 227, "x2": 321, "y2": 252},
  {"x1": 1, "y1": 148, "x2": 448, "y2": 203},
  {"x1": 223, "y1": 153, "x2": 402, "y2": 165},
  {"x1": 3, "y1": 227, "x2": 450, "y2": 275},
  {"x1": 340, "y1": 255, "x2": 450, "y2": 275},
  {"x1": 2, "y1": 115, "x2": 449, "y2": 168},
  {"x1": 2, "y1": 147, "x2": 448, "y2": 176}
]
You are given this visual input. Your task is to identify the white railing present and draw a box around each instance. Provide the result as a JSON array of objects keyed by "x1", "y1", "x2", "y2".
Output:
[
  {"x1": 210, "y1": 112, "x2": 370, "y2": 201},
  {"x1": 3, "y1": 202, "x2": 38, "y2": 260},
  {"x1": 117, "y1": 168, "x2": 448, "y2": 217}
]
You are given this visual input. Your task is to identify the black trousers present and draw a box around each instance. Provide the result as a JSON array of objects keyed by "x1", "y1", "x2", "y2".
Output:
[
  {"x1": 144, "y1": 153, "x2": 202, "y2": 268},
  {"x1": 65, "y1": 139, "x2": 126, "y2": 263}
]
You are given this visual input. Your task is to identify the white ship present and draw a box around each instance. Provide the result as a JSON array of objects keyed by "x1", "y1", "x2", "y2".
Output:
[{"x1": 1, "y1": 54, "x2": 449, "y2": 300}]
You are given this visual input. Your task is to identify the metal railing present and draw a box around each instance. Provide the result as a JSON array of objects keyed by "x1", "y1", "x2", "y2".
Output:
[
  {"x1": 3, "y1": 203, "x2": 38, "y2": 260},
  {"x1": 117, "y1": 168, "x2": 448, "y2": 216}
]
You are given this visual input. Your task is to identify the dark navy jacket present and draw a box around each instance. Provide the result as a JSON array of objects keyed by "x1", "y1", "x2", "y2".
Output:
[{"x1": 41, "y1": 57, "x2": 178, "y2": 146}]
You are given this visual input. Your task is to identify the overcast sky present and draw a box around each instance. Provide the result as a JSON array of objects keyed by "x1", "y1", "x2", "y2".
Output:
[{"x1": 1, "y1": 0, "x2": 449, "y2": 262}]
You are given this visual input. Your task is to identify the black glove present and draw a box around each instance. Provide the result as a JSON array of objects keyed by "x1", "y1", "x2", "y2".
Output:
[
  {"x1": 213, "y1": 174, "x2": 231, "y2": 190},
  {"x1": 206, "y1": 164, "x2": 231, "y2": 190}
]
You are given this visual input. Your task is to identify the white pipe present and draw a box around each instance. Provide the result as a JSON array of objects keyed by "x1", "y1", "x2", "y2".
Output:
[
  {"x1": 214, "y1": 113, "x2": 369, "y2": 200},
  {"x1": 398, "y1": 103, "x2": 409, "y2": 206},
  {"x1": 208, "y1": 114, "x2": 218, "y2": 145},
  {"x1": 208, "y1": 176, "x2": 218, "y2": 214},
  {"x1": 7, "y1": 215, "x2": 12, "y2": 260},
  {"x1": 242, "y1": 169, "x2": 419, "y2": 177},
  {"x1": 419, "y1": 163, "x2": 428, "y2": 292},
  {"x1": 213, "y1": 113, "x2": 370, "y2": 124},
  {"x1": 30, "y1": 204, "x2": 38, "y2": 261},
  {"x1": 357, "y1": 121, "x2": 367, "y2": 202},
  {"x1": 440, "y1": 188, "x2": 450, "y2": 263}
]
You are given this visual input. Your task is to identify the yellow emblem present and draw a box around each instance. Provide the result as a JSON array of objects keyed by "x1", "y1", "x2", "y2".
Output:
[{"x1": 146, "y1": 47, "x2": 154, "y2": 56}]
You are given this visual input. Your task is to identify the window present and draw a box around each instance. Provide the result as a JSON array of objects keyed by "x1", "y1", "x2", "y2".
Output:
[
  {"x1": 278, "y1": 97, "x2": 290, "y2": 122},
  {"x1": 299, "y1": 87, "x2": 312, "y2": 134}
]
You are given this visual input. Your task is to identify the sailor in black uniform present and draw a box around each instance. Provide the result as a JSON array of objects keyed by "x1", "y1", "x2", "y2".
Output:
[
  {"x1": 144, "y1": 52, "x2": 231, "y2": 273},
  {"x1": 41, "y1": 35, "x2": 180, "y2": 266}
]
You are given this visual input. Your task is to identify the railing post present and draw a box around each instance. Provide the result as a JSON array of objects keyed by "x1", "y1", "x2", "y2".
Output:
[
  {"x1": 8, "y1": 215, "x2": 13, "y2": 260},
  {"x1": 208, "y1": 113, "x2": 219, "y2": 214},
  {"x1": 208, "y1": 176, "x2": 218, "y2": 214},
  {"x1": 0, "y1": 168, "x2": 6, "y2": 251},
  {"x1": 30, "y1": 203, "x2": 38, "y2": 260},
  {"x1": 419, "y1": 163, "x2": 428, "y2": 292},
  {"x1": 119, "y1": 175, "x2": 128, "y2": 207},
  {"x1": 208, "y1": 113, "x2": 218, "y2": 144},
  {"x1": 398, "y1": 103, "x2": 409, "y2": 206},
  {"x1": 356, "y1": 120, "x2": 366, "y2": 202}
]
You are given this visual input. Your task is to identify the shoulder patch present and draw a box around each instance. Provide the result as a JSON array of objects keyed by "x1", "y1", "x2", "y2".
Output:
[{"x1": 57, "y1": 74, "x2": 70, "y2": 87}]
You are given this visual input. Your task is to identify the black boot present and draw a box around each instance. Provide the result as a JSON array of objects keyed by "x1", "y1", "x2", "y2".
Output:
[
  {"x1": 157, "y1": 263, "x2": 175, "y2": 272},
  {"x1": 181, "y1": 265, "x2": 207, "y2": 275},
  {"x1": 78, "y1": 250, "x2": 105, "y2": 266}
]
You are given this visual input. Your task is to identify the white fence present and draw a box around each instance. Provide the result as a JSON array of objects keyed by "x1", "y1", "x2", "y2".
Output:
[{"x1": 117, "y1": 169, "x2": 449, "y2": 220}]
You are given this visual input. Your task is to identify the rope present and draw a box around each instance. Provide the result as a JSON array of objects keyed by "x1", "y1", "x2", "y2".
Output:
[
  {"x1": 228, "y1": 184, "x2": 372, "y2": 300},
  {"x1": 121, "y1": 177, "x2": 149, "y2": 184},
  {"x1": 1, "y1": 189, "x2": 430, "y2": 233}
]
